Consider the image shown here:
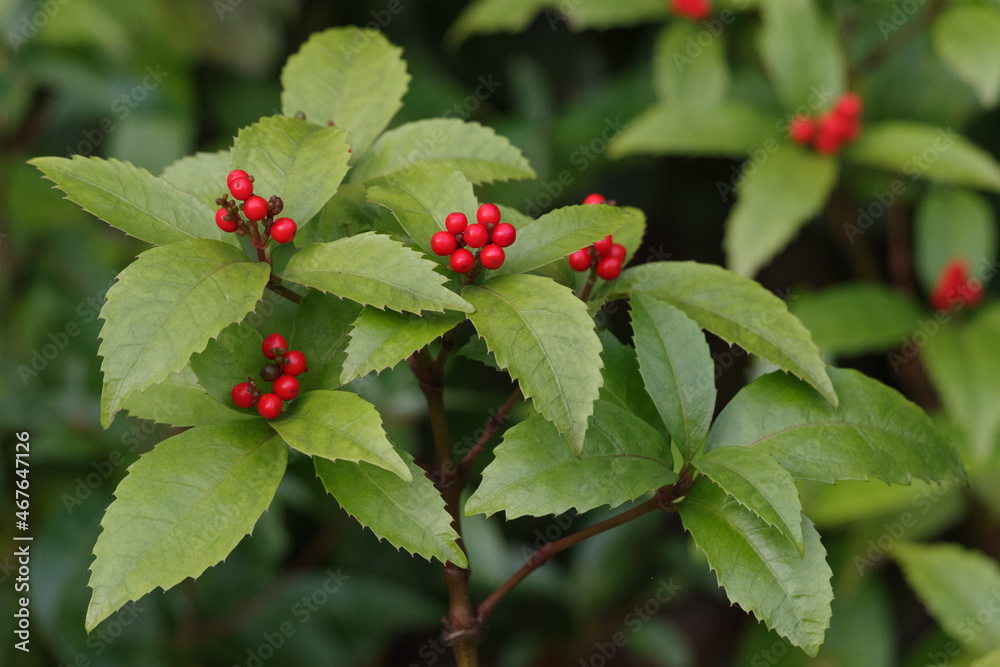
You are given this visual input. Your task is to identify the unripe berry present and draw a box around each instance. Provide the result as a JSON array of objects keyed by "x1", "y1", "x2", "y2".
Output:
[
  {"x1": 227, "y1": 169, "x2": 250, "y2": 189},
  {"x1": 477, "y1": 203, "x2": 501, "y2": 226},
  {"x1": 431, "y1": 231, "x2": 458, "y2": 256},
  {"x1": 788, "y1": 116, "x2": 816, "y2": 145},
  {"x1": 480, "y1": 244, "x2": 505, "y2": 269},
  {"x1": 273, "y1": 375, "x2": 300, "y2": 401},
  {"x1": 229, "y1": 176, "x2": 254, "y2": 200},
  {"x1": 270, "y1": 217, "x2": 297, "y2": 244},
  {"x1": 262, "y1": 333, "x2": 287, "y2": 360},
  {"x1": 260, "y1": 363, "x2": 282, "y2": 383},
  {"x1": 450, "y1": 248, "x2": 475, "y2": 273},
  {"x1": 231, "y1": 382, "x2": 255, "y2": 408},
  {"x1": 257, "y1": 393, "x2": 283, "y2": 419},
  {"x1": 596, "y1": 257, "x2": 623, "y2": 281},
  {"x1": 216, "y1": 208, "x2": 238, "y2": 233},
  {"x1": 445, "y1": 212, "x2": 468, "y2": 234},
  {"x1": 608, "y1": 243, "x2": 627, "y2": 261},
  {"x1": 283, "y1": 350, "x2": 308, "y2": 376},
  {"x1": 491, "y1": 223, "x2": 516, "y2": 248},
  {"x1": 568, "y1": 249, "x2": 592, "y2": 272},
  {"x1": 243, "y1": 195, "x2": 269, "y2": 221},
  {"x1": 593, "y1": 235, "x2": 614, "y2": 257},
  {"x1": 463, "y1": 224, "x2": 489, "y2": 248},
  {"x1": 583, "y1": 193, "x2": 606, "y2": 205}
]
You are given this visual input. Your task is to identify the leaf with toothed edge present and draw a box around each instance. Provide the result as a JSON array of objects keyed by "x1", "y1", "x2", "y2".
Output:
[
  {"x1": 86, "y1": 420, "x2": 286, "y2": 632},
  {"x1": 315, "y1": 451, "x2": 466, "y2": 566},
  {"x1": 292, "y1": 291, "x2": 364, "y2": 392},
  {"x1": 120, "y1": 366, "x2": 255, "y2": 427},
  {"x1": 29, "y1": 156, "x2": 238, "y2": 247},
  {"x1": 280, "y1": 232, "x2": 474, "y2": 314},
  {"x1": 190, "y1": 322, "x2": 265, "y2": 409},
  {"x1": 677, "y1": 480, "x2": 833, "y2": 656},
  {"x1": 98, "y1": 240, "x2": 271, "y2": 428},
  {"x1": 160, "y1": 150, "x2": 232, "y2": 209},
  {"x1": 463, "y1": 274, "x2": 604, "y2": 455}
]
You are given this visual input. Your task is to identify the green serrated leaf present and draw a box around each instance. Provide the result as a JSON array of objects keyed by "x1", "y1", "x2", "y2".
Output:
[
  {"x1": 932, "y1": 5, "x2": 1000, "y2": 107},
  {"x1": 630, "y1": 294, "x2": 715, "y2": 462},
  {"x1": 707, "y1": 367, "x2": 967, "y2": 485},
  {"x1": 341, "y1": 309, "x2": 466, "y2": 384},
  {"x1": 352, "y1": 119, "x2": 534, "y2": 184},
  {"x1": 160, "y1": 150, "x2": 231, "y2": 209},
  {"x1": 654, "y1": 22, "x2": 729, "y2": 107},
  {"x1": 597, "y1": 330, "x2": 664, "y2": 434},
  {"x1": 609, "y1": 103, "x2": 777, "y2": 159},
  {"x1": 695, "y1": 446, "x2": 804, "y2": 554},
  {"x1": 86, "y1": 421, "x2": 285, "y2": 631},
  {"x1": 365, "y1": 164, "x2": 479, "y2": 262},
  {"x1": 894, "y1": 542, "x2": 1000, "y2": 655},
  {"x1": 281, "y1": 232, "x2": 474, "y2": 314},
  {"x1": 606, "y1": 261, "x2": 836, "y2": 406},
  {"x1": 466, "y1": 401, "x2": 675, "y2": 519},
  {"x1": 724, "y1": 146, "x2": 838, "y2": 277},
  {"x1": 230, "y1": 116, "x2": 351, "y2": 228},
  {"x1": 678, "y1": 480, "x2": 832, "y2": 656},
  {"x1": 463, "y1": 274, "x2": 603, "y2": 454},
  {"x1": 281, "y1": 27, "x2": 410, "y2": 155},
  {"x1": 315, "y1": 451, "x2": 466, "y2": 566},
  {"x1": 120, "y1": 366, "x2": 253, "y2": 427},
  {"x1": 759, "y1": 0, "x2": 846, "y2": 110},
  {"x1": 271, "y1": 390, "x2": 410, "y2": 480},
  {"x1": 495, "y1": 205, "x2": 635, "y2": 277},
  {"x1": 844, "y1": 122, "x2": 1000, "y2": 192},
  {"x1": 914, "y1": 187, "x2": 998, "y2": 293},
  {"x1": 98, "y1": 240, "x2": 270, "y2": 427},
  {"x1": 29, "y1": 156, "x2": 236, "y2": 247},
  {"x1": 190, "y1": 321, "x2": 264, "y2": 409},
  {"x1": 292, "y1": 290, "x2": 363, "y2": 392}
]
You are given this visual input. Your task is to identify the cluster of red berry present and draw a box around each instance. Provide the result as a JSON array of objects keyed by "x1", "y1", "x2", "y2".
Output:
[
  {"x1": 432, "y1": 204, "x2": 516, "y2": 273},
  {"x1": 230, "y1": 333, "x2": 308, "y2": 419},
  {"x1": 215, "y1": 170, "x2": 297, "y2": 245},
  {"x1": 930, "y1": 258, "x2": 983, "y2": 312},
  {"x1": 670, "y1": 0, "x2": 711, "y2": 20},
  {"x1": 788, "y1": 93, "x2": 864, "y2": 155},
  {"x1": 567, "y1": 193, "x2": 626, "y2": 280}
]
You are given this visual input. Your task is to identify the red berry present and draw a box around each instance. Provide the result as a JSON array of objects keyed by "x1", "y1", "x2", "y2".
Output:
[
  {"x1": 671, "y1": 0, "x2": 711, "y2": 20},
  {"x1": 216, "y1": 208, "x2": 238, "y2": 233},
  {"x1": 477, "y1": 203, "x2": 501, "y2": 226},
  {"x1": 450, "y1": 248, "x2": 475, "y2": 273},
  {"x1": 593, "y1": 235, "x2": 614, "y2": 257},
  {"x1": 568, "y1": 249, "x2": 592, "y2": 272},
  {"x1": 229, "y1": 176, "x2": 254, "y2": 200},
  {"x1": 262, "y1": 333, "x2": 288, "y2": 359},
  {"x1": 480, "y1": 244, "x2": 505, "y2": 270},
  {"x1": 270, "y1": 217, "x2": 297, "y2": 244},
  {"x1": 257, "y1": 393, "x2": 283, "y2": 419},
  {"x1": 596, "y1": 257, "x2": 623, "y2": 281},
  {"x1": 491, "y1": 223, "x2": 516, "y2": 248},
  {"x1": 583, "y1": 193, "x2": 606, "y2": 205},
  {"x1": 445, "y1": 212, "x2": 468, "y2": 234},
  {"x1": 273, "y1": 375, "x2": 300, "y2": 401},
  {"x1": 463, "y1": 224, "x2": 489, "y2": 248},
  {"x1": 231, "y1": 382, "x2": 255, "y2": 408},
  {"x1": 227, "y1": 169, "x2": 250, "y2": 189},
  {"x1": 814, "y1": 114, "x2": 845, "y2": 154},
  {"x1": 282, "y1": 350, "x2": 308, "y2": 376},
  {"x1": 788, "y1": 115, "x2": 816, "y2": 145},
  {"x1": 931, "y1": 258, "x2": 983, "y2": 311},
  {"x1": 431, "y1": 231, "x2": 458, "y2": 256},
  {"x1": 243, "y1": 195, "x2": 269, "y2": 221},
  {"x1": 834, "y1": 92, "x2": 863, "y2": 121},
  {"x1": 608, "y1": 243, "x2": 627, "y2": 261}
]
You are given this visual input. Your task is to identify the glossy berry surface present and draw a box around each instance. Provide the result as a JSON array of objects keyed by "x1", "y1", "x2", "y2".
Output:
[
  {"x1": 480, "y1": 244, "x2": 505, "y2": 270},
  {"x1": 216, "y1": 208, "x2": 238, "y2": 233},
  {"x1": 568, "y1": 249, "x2": 592, "y2": 272},
  {"x1": 583, "y1": 193, "x2": 606, "y2": 205},
  {"x1": 463, "y1": 224, "x2": 489, "y2": 248},
  {"x1": 593, "y1": 235, "x2": 614, "y2": 257},
  {"x1": 229, "y1": 176, "x2": 254, "y2": 200},
  {"x1": 270, "y1": 217, "x2": 297, "y2": 244},
  {"x1": 260, "y1": 363, "x2": 282, "y2": 382},
  {"x1": 257, "y1": 393, "x2": 283, "y2": 419},
  {"x1": 596, "y1": 257, "x2": 623, "y2": 281},
  {"x1": 273, "y1": 375, "x2": 299, "y2": 401},
  {"x1": 450, "y1": 248, "x2": 475, "y2": 273},
  {"x1": 227, "y1": 169, "x2": 250, "y2": 188},
  {"x1": 283, "y1": 350, "x2": 308, "y2": 376},
  {"x1": 262, "y1": 333, "x2": 287, "y2": 359},
  {"x1": 431, "y1": 231, "x2": 458, "y2": 256},
  {"x1": 445, "y1": 212, "x2": 468, "y2": 234},
  {"x1": 243, "y1": 195, "x2": 269, "y2": 221},
  {"x1": 477, "y1": 203, "x2": 501, "y2": 226},
  {"x1": 231, "y1": 382, "x2": 255, "y2": 408},
  {"x1": 491, "y1": 223, "x2": 516, "y2": 248},
  {"x1": 608, "y1": 243, "x2": 627, "y2": 261}
]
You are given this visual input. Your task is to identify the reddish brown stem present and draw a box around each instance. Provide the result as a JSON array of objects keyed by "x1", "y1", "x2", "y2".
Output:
[{"x1": 459, "y1": 387, "x2": 523, "y2": 475}]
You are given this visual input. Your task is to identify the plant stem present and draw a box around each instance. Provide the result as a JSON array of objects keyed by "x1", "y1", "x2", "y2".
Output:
[
  {"x1": 266, "y1": 280, "x2": 302, "y2": 304},
  {"x1": 459, "y1": 386, "x2": 523, "y2": 475},
  {"x1": 578, "y1": 268, "x2": 598, "y2": 302}
]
